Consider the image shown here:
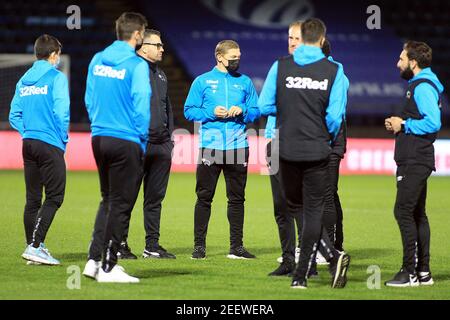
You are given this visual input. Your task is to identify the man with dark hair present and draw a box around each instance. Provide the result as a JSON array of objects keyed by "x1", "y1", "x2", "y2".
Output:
[
  {"x1": 385, "y1": 41, "x2": 443, "y2": 287},
  {"x1": 184, "y1": 40, "x2": 260, "y2": 260},
  {"x1": 259, "y1": 18, "x2": 350, "y2": 289},
  {"x1": 82, "y1": 12, "x2": 151, "y2": 283},
  {"x1": 10, "y1": 34, "x2": 69, "y2": 266},
  {"x1": 120, "y1": 29, "x2": 176, "y2": 260}
]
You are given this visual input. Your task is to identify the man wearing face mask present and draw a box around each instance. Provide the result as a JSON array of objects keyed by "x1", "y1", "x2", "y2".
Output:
[
  {"x1": 10, "y1": 34, "x2": 69, "y2": 266},
  {"x1": 119, "y1": 29, "x2": 176, "y2": 260},
  {"x1": 384, "y1": 41, "x2": 443, "y2": 287},
  {"x1": 184, "y1": 40, "x2": 260, "y2": 260},
  {"x1": 82, "y1": 12, "x2": 151, "y2": 283}
]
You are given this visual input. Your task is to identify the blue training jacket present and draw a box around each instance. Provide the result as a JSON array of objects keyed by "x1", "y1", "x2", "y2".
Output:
[
  {"x1": 184, "y1": 67, "x2": 260, "y2": 150},
  {"x1": 405, "y1": 67, "x2": 443, "y2": 135},
  {"x1": 259, "y1": 45, "x2": 347, "y2": 141},
  {"x1": 9, "y1": 60, "x2": 70, "y2": 151},
  {"x1": 85, "y1": 40, "x2": 151, "y2": 151}
]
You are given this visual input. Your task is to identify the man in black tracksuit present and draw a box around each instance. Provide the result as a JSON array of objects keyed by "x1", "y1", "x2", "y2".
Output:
[
  {"x1": 323, "y1": 123, "x2": 346, "y2": 251},
  {"x1": 265, "y1": 21, "x2": 303, "y2": 276},
  {"x1": 385, "y1": 41, "x2": 443, "y2": 287},
  {"x1": 321, "y1": 39, "x2": 347, "y2": 252},
  {"x1": 120, "y1": 29, "x2": 176, "y2": 259},
  {"x1": 259, "y1": 18, "x2": 350, "y2": 289}
]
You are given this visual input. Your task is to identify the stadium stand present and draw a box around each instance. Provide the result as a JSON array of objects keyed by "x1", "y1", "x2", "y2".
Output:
[{"x1": 0, "y1": 0, "x2": 447, "y2": 136}]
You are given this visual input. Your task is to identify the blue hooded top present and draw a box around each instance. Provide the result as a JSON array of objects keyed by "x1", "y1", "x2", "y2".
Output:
[
  {"x1": 263, "y1": 55, "x2": 349, "y2": 139},
  {"x1": 405, "y1": 67, "x2": 443, "y2": 135},
  {"x1": 9, "y1": 60, "x2": 70, "y2": 151},
  {"x1": 258, "y1": 45, "x2": 348, "y2": 141},
  {"x1": 85, "y1": 40, "x2": 151, "y2": 151},
  {"x1": 184, "y1": 67, "x2": 260, "y2": 150}
]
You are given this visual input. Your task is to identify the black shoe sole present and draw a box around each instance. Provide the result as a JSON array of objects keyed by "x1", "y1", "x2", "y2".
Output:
[{"x1": 331, "y1": 253, "x2": 350, "y2": 288}]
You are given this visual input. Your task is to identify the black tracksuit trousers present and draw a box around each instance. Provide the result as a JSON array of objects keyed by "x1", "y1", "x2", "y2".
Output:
[
  {"x1": 88, "y1": 136, "x2": 142, "y2": 272},
  {"x1": 123, "y1": 140, "x2": 173, "y2": 249},
  {"x1": 279, "y1": 157, "x2": 339, "y2": 279},
  {"x1": 22, "y1": 139, "x2": 66, "y2": 247},
  {"x1": 194, "y1": 148, "x2": 249, "y2": 249},
  {"x1": 266, "y1": 141, "x2": 301, "y2": 263},
  {"x1": 394, "y1": 164, "x2": 432, "y2": 274}
]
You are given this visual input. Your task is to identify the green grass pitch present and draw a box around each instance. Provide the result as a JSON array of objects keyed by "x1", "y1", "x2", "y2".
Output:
[{"x1": 0, "y1": 170, "x2": 449, "y2": 300}]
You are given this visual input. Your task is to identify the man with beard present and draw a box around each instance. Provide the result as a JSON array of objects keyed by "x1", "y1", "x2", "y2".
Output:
[{"x1": 385, "y1": 41, "x2": 443, "y2": 287}]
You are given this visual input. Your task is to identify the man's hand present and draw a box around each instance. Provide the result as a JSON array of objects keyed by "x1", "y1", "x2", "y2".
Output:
[
  {"x1": 214, "y1": 106, "x2": 228, "y2": 119},
  {"x1": 227, "y1": 106, "x2": 243, "y2": 117},
  {"x1": 385, "y1": 116, "x2": 404, "y2": 134},
  {"x1": 385, "y1": 118, "x2": 393, "y2": 132}
]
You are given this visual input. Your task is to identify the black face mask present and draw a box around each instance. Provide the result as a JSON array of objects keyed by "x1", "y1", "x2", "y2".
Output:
[
  {"x1": 400, "y1": 65, "x2": 414, "y2": 80},
  {"x1": 225, "y1": 58, "x2": 240, "y2": 73}
]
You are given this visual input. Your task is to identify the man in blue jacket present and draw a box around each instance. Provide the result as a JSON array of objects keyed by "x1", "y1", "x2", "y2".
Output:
[
  {"x1": 10, "y1": 34, "x2": 69, "y2": 266},
  {"x1": 385, "y1": 41, "x2": 443, "y2": 287},
  {"x1": 82, "y1": 12, "x2": 151, "y2": 283},
  {"x1": 184, "y1": 40, "x2": 260, "y2": 260},
  {"x1": 259, "y1": 18, "x2": 350, "y2": 289}
]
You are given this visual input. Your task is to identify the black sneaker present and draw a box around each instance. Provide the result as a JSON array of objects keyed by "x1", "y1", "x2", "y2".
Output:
[
  {"x1": 268, "y1": 261, "x2": 295, "y2": 276},
  {"x1": 385, "y1": 269, "x2": 419, "y2": 287},
  {"x1": 143, "y1": 245, "x2": 176, "y2": 259},
  {"x1": 418, "y1": 271, "x2": 434, "y2": 286},
  {"x1": 227, "y1": 246, "x2": 256, "y2": 259},
  {"x1": 191, "y1": 246, "x2": 206, "y2": 260},
  {"x1": 117, "y1": 242, "x2": 138, "y2": 260},
  {"x1": 329, "y1": 251, "x2": 351, "y2": 288},
  {"x1": 291, "y1": 277, "x2": 307, "y2": 289}
]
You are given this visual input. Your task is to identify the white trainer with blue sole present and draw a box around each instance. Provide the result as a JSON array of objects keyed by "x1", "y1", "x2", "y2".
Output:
[{"x1": 22, "y1": 243, "x2": 60, "y2": 266}]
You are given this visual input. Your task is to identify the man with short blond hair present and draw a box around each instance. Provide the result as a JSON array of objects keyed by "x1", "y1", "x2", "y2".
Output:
[{"x1": 184, "y1": 40, "x2": 260, "y2": 260}]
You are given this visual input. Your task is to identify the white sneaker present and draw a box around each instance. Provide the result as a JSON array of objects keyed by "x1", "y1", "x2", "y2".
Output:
[
  {"x1": 83, "y1": 259, "x2": 101, "y2": 279},
  {"x1": 316, "y1": 251, "x2": 329, "y2": 265},
  {"x1": 96, "y1": 265, "x2": 140, "y2": 283}
]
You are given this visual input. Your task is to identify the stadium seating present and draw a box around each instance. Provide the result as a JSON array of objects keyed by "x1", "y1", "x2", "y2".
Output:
[{"x1": 0, "y1": 0, "x2": 447, "y2": 135}]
